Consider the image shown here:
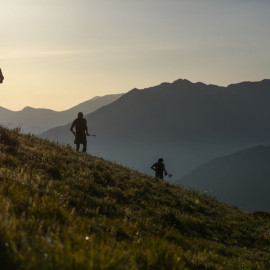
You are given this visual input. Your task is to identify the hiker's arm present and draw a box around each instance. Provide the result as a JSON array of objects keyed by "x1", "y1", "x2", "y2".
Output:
[
  {"x1": 163, "y1": 166, "x2": 172, "y2": 177},
  {"x1": 150, "y1": 164, "x2": 155, "y2": 171},
  {"x1": 164, "y1": 167, "x2": 168, "y2": 176},
  {"x1": 85, "y1": 122, "x2": 90, "y2": 136},
  {"x1": 70, "y1": 122, "x2": 76, "y2": 136}
]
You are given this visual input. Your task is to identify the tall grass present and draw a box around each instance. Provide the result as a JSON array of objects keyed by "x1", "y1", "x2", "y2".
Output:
[{"x1": 0, "y1": 126, "x2": 270, "y2": 269}]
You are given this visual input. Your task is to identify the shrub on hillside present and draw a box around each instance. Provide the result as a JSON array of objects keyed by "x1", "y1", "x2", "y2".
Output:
[
  {"x1": 0, "y1": 126, "x2": 20, "y2": 155},
  {"x1": 47, "y1": 166, "x2": 62, "y2": 180}
]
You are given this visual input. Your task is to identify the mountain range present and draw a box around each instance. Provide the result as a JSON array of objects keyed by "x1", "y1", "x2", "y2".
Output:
[
  {"x1": 41, "y1": 78, "x2": 270, "y2": 182},
  {"x1": 0, "y1": 93, "x2": 122, "y2": 134}
]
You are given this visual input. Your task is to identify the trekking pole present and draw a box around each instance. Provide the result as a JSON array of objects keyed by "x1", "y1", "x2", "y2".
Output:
[{"x1": 165, "y1": 172, "x2": 173, "y2": 178}]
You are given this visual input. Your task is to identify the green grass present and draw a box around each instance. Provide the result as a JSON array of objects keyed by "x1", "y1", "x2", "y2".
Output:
[{"x1": 0, "y1": 125, "x2": 270, "y2": 269}]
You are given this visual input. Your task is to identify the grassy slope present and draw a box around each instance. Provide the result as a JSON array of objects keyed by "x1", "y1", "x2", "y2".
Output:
[{"x1": 0, "y1": 126, "x2": 270, "y2": 270}]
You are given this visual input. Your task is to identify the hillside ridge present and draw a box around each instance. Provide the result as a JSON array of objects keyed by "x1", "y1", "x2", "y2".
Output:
[{"x1": 1, "y1": 126, "x2": 270, "y2": 269}]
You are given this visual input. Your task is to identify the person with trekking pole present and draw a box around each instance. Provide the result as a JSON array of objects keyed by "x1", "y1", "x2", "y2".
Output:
[
  {"x1": 151, "y1": 157, "x2": 172, "y2": 180},
  {"x1": 70, "y1": 112, "x2": 93, "y2": 152}
]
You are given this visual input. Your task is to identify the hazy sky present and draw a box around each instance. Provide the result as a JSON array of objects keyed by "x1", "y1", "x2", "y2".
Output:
[{"x1": 1, "y1": 0, "x2": 270, "y2": 110}]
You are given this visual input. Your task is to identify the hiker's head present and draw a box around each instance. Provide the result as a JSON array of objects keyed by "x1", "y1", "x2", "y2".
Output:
[
  {"x1": 0, "y1": 69, "x2": 4, "y2": 84},
  {"x1": 158, "y1": 157, "x2": 163, "y2": 163},
  {"x1": 78, "y1": 112, "x2": 83, "y2": 118}
]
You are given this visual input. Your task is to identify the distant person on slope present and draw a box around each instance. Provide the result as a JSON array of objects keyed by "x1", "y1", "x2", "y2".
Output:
[
  {"x1": 151, "y1": 158, "x2": 172, "y2": 179},
  {"x1": 0, "y1": 68, "x2": 4, "y2": 83},
  {"x1": 70, "y1": 112, "x2": 89, "y2": 152}
]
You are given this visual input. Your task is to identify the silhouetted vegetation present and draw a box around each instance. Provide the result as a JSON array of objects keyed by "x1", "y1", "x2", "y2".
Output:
[
  {"x1": 0, "y1": 125, "x2": 270, "y2": 269},
  {"x1": 0, "y1": 126, "x2": 20, "y2": 155}
]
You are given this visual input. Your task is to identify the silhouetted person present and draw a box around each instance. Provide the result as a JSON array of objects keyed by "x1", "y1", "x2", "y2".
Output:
[
  {"x1": 70, "y1": 112, "x2": 89, "y2": 152},
  {"x1": 151, "y1": 157, "x2": 171, "y2": 179},
  {"x1": 0, "y1": 68, "x2": 4, "y2": 84}
]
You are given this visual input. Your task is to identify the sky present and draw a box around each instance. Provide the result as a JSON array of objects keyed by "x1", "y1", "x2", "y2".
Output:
[{"x1": 0, "y1": 0, "x2": 270, "y2": 111}]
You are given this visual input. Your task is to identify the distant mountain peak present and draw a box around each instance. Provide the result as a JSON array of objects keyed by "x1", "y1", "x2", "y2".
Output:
[
  {"x1": 228, "y1": 79, "x2": 270, "y2": 89},
  {"x1": 22, "y1": 106, "x2": 34, "y2": 111},
  {"x1": 172, "y1": 79, "x2": 210, "y2": 88},
  {"x1": 126, "y1": 88, "x2": 140, "y2": 95},
  {"x1": 172, "y1": 78, "x2": 193, "y2": 86},
  {"x1": 90, "y1": 96, "x2": 101, "y2": 101}
]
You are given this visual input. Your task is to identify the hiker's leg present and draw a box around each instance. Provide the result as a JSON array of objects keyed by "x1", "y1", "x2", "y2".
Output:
[
  {"x1": 76, "y1": 144, "x2": 80, "y2": 151},
  {"x1": 82, "y1": 143, "x2": 87, "y2": 153}
]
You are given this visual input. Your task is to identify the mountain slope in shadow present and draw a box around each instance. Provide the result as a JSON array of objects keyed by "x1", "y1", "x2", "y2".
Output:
[{"x1": 181, "y1": 145, "x2": 270, "y2": 211}]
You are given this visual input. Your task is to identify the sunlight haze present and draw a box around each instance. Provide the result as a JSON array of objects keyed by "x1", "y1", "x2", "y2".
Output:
[{"x1": 1, "y1": 0, "x2": 269, "y2": 110}]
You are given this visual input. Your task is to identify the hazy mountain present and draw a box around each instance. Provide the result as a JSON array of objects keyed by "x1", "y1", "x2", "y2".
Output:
[
  {"x1": 0, "y1": 94, "x2": 122, "y2": 134},
  {"x1": 41, "y1": 78, "x2": 270, "y2": 181},
  {"x1": 180, "y1": 145, "x2": 270, "y2": 211}
]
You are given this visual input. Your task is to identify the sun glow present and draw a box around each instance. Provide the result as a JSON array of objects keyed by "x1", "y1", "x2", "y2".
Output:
[{"x1": 1, "y1": 0, "x2": 270, "y2": 110}]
